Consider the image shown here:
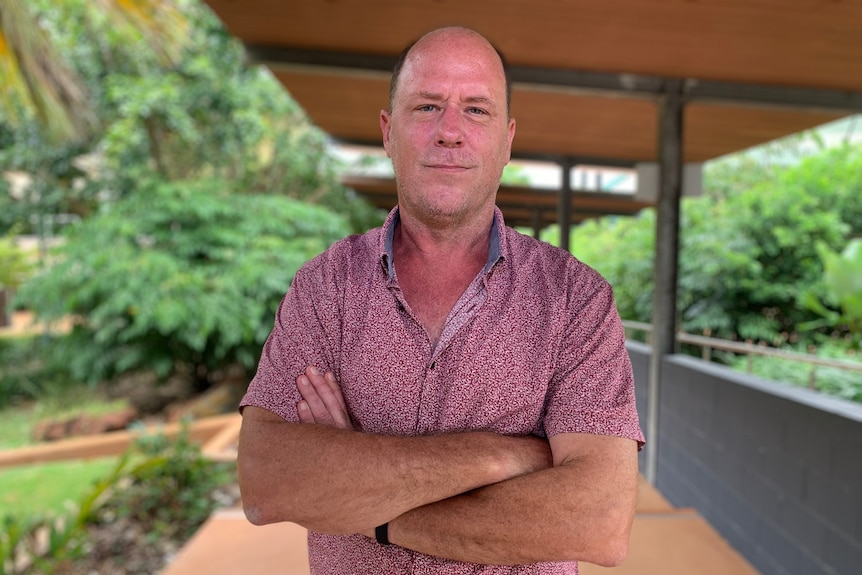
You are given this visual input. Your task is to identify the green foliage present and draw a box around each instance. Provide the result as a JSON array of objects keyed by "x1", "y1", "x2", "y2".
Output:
[
  {"x1": 801, "y1": 239, "x2": 862, "y2": 347},
  {"x1": 16, "y1": 179, "x2": 350, "y2": 388},
  {"x1": 0, "y1": 336, "x2": 75, "y2": 410},
  {"x1": 570, "y1": 140, "x2": 860, "y2": 351},
  {"x1": 500, "y1": 164, "x2": 532, "y2": 185},
  {"x1": 570, "y1": 213, "x2": 655, "y2": 323},
  {"x1": 0, "y1": 0, "x2": 381, "y2": 237},
  {"x1": 102, "y1": 425, "x2": 235, "y2": 542},
  {"x1": 726, "y1": 343, "x2": 862, "y2": 402},
  {"x1": 0, "y1": 230, "x2": 32, "y2": 290}
]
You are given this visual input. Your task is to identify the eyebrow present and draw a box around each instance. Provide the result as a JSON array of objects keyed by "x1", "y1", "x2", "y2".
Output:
[{"x1": 415, "y1": 91, "x2": 498, "y2": 109}]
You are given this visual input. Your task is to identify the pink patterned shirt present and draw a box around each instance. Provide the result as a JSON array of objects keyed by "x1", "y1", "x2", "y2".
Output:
[{"x1": 242, "y1": 207, "x2": 644, "y2": 574}]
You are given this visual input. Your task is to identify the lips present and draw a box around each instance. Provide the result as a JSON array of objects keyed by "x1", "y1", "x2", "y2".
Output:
[{"x1": 427, "y1": 164, "x2": 469, "y2": 172}]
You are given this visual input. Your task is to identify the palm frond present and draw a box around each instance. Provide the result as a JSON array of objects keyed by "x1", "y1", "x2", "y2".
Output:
[
  {"x1": 0, "y1": 0, "x2": 97, "y2": 143},
  {"x1": 95, "y1": 0, "x2": 188, "y2": 67},
  {"x1": 0, "y1": 27, "x2": 28, "y2": 124},
  {"x1": 0, "y1": 0, "x2": 189, "y2": 144}
]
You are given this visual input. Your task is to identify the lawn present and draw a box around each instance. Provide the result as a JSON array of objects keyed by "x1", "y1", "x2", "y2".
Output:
[
  {"x1": 0, "y1": 372, "x2": 131, "y2": 518},
  {"x1": 0, "y1": 457, "x2": 120, "y2": 517}
]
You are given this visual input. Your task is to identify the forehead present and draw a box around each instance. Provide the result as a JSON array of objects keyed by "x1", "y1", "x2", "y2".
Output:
[{"x1": 398, "y1": 32, "x2": 507, "y2": 101}]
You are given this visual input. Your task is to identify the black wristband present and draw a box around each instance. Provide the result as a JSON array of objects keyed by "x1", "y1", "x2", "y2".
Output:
[{"x1": 375, "y1": 522, "x2": 391, "y2": 545}]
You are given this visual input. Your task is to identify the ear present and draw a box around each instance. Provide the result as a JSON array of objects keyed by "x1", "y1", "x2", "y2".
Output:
[
  {"x1": 505, "y1": 117, "x2": 516, "y2": 163},
  {"x1": 380, "y1": 110, "x2": 393, "y2": 157}
]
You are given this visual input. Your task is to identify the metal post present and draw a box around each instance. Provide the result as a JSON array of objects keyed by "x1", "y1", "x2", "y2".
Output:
[
  {"x1": 559, "y1": 161, "x2": 573, "y2": 252},
  {"x1": 645, "y1": 80, "x2": 685, "y2": 484},
  {"x1": 531, "y1": 209, "x2": 543, "y2": 240}
]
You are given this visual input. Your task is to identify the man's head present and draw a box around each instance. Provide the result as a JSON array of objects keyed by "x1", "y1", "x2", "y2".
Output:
[{"x1": 380, "y1": 27, "x2": 516, "y2": 230}]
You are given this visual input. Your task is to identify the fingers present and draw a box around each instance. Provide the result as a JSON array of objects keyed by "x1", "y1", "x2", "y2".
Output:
[
  {"x1": 326, "y1": 371, "x2": 349, "y2": 413},
  {"x1": 296, "y1": 366, "x2": 353, "y2": 429}
]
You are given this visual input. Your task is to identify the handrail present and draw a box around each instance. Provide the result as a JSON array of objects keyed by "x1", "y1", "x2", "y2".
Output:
[{"x1": 622, "y1": 320, "x2": 862, "y2": 389}]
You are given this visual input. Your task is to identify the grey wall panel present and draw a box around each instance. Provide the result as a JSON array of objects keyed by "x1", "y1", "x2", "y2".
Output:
[{"x1": 626, "y1": 347, "x2": 862, "y2": 575}]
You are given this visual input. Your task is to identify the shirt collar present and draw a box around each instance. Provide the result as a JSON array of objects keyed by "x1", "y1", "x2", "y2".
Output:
[{"x1": 379, "y1": 207, "x2": 506, "y2": 281}]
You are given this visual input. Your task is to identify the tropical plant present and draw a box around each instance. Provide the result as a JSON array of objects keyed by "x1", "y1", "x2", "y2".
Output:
[
  {"x1": 570, "y1": 141, "x2": 859, "y2": 348},
  {"x1": 0, "y1": 0, "x2": 381, "y2": 237},
  {"x1": 106, "y1": 423, "x2": 236, "y2": 541},
  {"x1": 0, "y1": 0, "x2": 186, "y2": 144},
  {"x1": 801, "y1": 239, "x2": 862, "y2": 348},
  {"x1": 16, "y1": 178, "x2": 351, "y2": 389}
]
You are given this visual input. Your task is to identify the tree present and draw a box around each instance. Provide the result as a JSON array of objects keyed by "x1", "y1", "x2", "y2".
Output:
[
  {"x1": 0, "y1": 0, "x2": 186, "y2": 144},
  {"x1": 1, "y1": 0, "x2": 382, "y2": 236},
  {"x1": 570, "y1": 140, "x2": 859, "y2": 347},
  {"x1": 5, "y1": 0, "x2": 382, "y2": 390},
  {"x1": 16, "y1": 179, "x2": 352, "y2": 389}
]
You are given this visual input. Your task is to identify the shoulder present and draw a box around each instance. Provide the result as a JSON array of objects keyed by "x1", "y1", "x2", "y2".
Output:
[
  {"x1": 502, "y1": 227, "x2": 612, "y2": 296},
  {"x1": 295, "y1": 226, "x2": 385, "y2": 286}
]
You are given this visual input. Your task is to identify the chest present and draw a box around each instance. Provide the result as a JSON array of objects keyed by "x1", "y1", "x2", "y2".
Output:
[
  {"x1": 395, "y1": 258, "x2": 484, "y2": 346},
  {"x1": 335, "y1": 281, "x2": 565, "y2": 437}
]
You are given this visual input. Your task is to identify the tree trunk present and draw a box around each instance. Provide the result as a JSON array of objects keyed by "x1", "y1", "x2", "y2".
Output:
[{"x1": 0, "y1": 289, "x2": 9, "y2": 328}]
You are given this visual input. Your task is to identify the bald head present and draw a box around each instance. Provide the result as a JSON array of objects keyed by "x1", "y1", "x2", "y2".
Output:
[{"x1": 388, "y1": 27, "x2": 511, "y2": 116}]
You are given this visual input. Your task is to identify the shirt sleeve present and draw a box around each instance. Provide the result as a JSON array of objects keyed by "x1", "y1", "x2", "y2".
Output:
[
  {"x1": 542, "y1": 266, "x2": 645, "y2": 449},
  {"x1": 240, "y1": 259, "x2": 340, "y2": 422}
]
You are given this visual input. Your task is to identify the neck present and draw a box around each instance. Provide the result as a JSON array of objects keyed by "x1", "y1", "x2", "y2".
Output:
[{"x1": 394, "y1": 208, "x2": 494, "y2": 260}]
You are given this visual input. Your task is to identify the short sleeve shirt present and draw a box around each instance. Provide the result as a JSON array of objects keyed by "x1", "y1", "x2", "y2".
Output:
[{"x1": 242, "y1": 207, "x2": 645, "y2": 575}]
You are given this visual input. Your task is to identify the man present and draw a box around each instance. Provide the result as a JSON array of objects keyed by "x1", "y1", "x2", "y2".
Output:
[{"x1": 238, "y1": 26, "x2": 644, "y2": 574}]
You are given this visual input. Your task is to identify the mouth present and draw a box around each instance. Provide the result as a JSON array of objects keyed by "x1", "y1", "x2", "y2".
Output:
[{"x1": 425, "y1": 164, "x2": 470, "y2": 173}]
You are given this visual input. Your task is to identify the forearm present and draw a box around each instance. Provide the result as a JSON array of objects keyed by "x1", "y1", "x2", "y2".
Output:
[
  {"x1": 387, "y1": 435, "x2": 639, "y2": 567},
  {"x1": 238, "y1": 408, "x2": 552, "y2": 534}
]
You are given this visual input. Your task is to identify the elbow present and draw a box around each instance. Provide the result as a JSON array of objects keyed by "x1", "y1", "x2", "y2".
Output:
[
  {"x1": 238, "y1": 478, "x2": 281, "y2": 526},
  {"x1": 582, "y1": 515, "x2": 633, "y2": 567},
  {"x1": 585, "y1": 535, "x2": 630, "y2": 568},
  {"x1": 237, "y1": 467, "x2": 358, "y2": 534},
  {"x1": 241, "y1": 500, "x2": 271, "y2": 526},
  {"x1": 237, "y1": 455, "x2": 294, "y2": 526}
]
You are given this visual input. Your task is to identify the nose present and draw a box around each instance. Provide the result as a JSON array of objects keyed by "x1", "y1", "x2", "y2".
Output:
[{"x1": 436, "y1": 106, "x2": 464, "y2": 148}]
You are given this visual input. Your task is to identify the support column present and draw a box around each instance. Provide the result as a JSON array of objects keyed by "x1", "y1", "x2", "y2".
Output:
[
  {"x1": 531, "y1": 209, "x2": 543, "y2": 240},
  {"x1": 645, "y1": 80, "x2": 684, "y2": 484},
  {"x1": 558, "y1": 161, "x2": 573, "y2": 252}
]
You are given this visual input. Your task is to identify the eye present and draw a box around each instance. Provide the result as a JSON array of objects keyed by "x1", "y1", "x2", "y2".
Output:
[
  {"x1": 416, "y1": 104, "x2": 438, "y2": 112},
  {"x1": 466, "y1": 107, "x2": 489, "y2": 116}
]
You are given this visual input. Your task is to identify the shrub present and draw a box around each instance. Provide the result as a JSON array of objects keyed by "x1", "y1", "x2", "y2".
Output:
[
  {"x1": 100, "y1": 425, "x2": 236, "y2": 542},
  {"x1": 16, "y1": 178, "x2": 350, "y2": 390},
  {"x1": 726, "y1": 342, "x2": 862, "y2": 402}
]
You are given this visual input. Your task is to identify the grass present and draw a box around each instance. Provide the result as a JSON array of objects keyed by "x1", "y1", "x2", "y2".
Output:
[
  {"x1": 0, "y1": 352, "x2": 133, "y2": 518},
  {"x1": 0, "y1": 457, "x2": 120, "y2": 517},
  {"x1": 0, "y1": 383, "x2": 130, "y2": 450}
]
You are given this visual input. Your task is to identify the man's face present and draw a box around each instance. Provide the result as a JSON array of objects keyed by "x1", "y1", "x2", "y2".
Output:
[{"x1": 380, "y1": 30, "x2": 516, "y2": 229}]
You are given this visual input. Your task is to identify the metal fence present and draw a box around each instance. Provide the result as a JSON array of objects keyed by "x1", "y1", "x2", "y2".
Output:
[{"x1": 622, "y1": 320, "x2": 862, "y2": 390}]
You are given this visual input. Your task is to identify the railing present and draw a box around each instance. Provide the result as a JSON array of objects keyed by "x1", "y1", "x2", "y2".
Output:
[{"x1": 622, "y1": 320, "x2": 862, "y2": 390}]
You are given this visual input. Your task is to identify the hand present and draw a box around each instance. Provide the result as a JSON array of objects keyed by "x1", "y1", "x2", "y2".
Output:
[{"x1": 296, "y1": 366, "x2": 354, "y2": 430}]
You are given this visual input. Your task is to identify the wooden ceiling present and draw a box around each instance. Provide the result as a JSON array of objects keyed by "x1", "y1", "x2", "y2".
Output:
[{"x1": 203, "y1": 0, "x2": 862, "y2": 222}]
